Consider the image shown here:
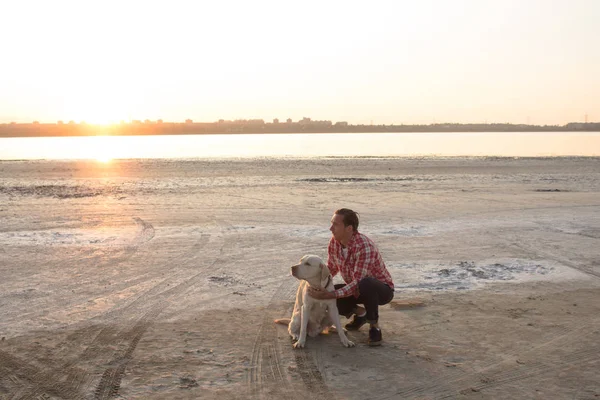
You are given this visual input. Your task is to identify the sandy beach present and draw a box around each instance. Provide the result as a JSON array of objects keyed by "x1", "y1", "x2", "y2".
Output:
[{"x1": 1, "y1": 156, "x2": 599, "y2": 399}]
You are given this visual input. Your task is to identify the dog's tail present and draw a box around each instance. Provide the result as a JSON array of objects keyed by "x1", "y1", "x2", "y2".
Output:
[{"x1": 273, "y1": 318, "x2": 291, "y2": 326}]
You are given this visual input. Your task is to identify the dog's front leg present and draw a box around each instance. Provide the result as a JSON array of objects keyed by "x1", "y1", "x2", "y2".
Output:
[
  {"x1": 293, "y1": 303, "x2": 309, "y2": 349},
  {"x1": 328, "y1": 302, "x2": 355, "y2": 348}
]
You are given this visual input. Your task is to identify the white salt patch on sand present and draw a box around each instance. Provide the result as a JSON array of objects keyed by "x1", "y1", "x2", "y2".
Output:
[
  {"x1": 0, "y1": 226, "x2": 139, "y2": 246},
  {"x1": 285, "y1": 226, "x2": 330, "y2": 239},
  {"x1": 370, "y1": 219, "x2": 533, "y2": 238},
  {"x1": 390, "y1": 258, "x2": 588, "y2": 292},
  {"x1": 269, "y1": 227, "x2": 588, "y2": 290}
]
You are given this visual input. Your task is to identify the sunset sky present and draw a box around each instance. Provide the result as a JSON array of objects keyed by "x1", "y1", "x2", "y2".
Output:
[{"x1": 1, "y1": 0, "x2": 598, "y2": 125}]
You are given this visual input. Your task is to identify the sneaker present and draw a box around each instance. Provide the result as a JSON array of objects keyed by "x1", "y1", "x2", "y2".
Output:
[
  {"x1": 344, "y1": 314, "x2": 367, "y2": 331},
  {"x1": 368, "y1": 327, "x2": 382, "y2": 346}
]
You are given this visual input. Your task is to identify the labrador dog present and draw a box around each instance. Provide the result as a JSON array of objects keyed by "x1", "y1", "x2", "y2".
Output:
[{"x1": 275, "y1": 255, "x2": 355, "y2": 349}]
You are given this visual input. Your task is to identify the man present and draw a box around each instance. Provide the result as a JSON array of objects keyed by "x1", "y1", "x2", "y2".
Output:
[{"x1": 308, "y1": 208, "x2": 394, "y2": 346}]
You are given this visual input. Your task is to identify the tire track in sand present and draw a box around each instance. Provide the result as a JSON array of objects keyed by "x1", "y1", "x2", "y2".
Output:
[
  {"x1": 1, "y1": 216, "x2": 158, "y2": 399},
  {"x1": 94, "y1": 309, "x2": 160, "y2": 399},
  {"x1": 7, "y1": 219, "x2": 220, "y2": 399},
  {"x1": 248, "y1": 281, "x2": 295, "y2": 398},
  {"x1": 377, "y1": 320, "x2": 600, "y2": 399},
  {"x1": 91, "y1": 219, "x2": 228, "y2": 399},
  {"x1": 441, "y1": 344, "x2": 600, "y2": 399},
  {"x1": 0, "y1": 349, "x2": 83, "y2": 399},
  {"x1": 131, "y1": 216, "x2": 155, "y2": 245},
  {"x1": 0, "y1": 216, "x2": 154, "y2": 332},
  {"x1": 248, "y1": 280, "x2": 331, "y2": 399}
]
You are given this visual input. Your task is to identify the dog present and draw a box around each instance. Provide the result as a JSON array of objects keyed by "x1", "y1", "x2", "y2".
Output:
[{"x1": 274, "y1": 255, "x2": 355, "y2": 349}]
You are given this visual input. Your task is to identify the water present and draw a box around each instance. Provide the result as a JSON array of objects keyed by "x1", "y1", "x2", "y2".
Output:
[{"x1": 1, "y1": 132, "x2": 599, "y2": 160}]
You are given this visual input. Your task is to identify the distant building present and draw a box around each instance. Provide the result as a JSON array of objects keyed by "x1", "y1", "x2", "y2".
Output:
[
  {"x1": 273, "y1": 118, "x2": 279, "y2": 124},
  {"x1": 185, "y1": 119, "x2": 193, "y2": 124},
  {"x1": 286, "y1": 118, "x2": 292, "y2": 124},
  {"x1": 566, "y1": 123, "x2": 585, "y2": 130}
]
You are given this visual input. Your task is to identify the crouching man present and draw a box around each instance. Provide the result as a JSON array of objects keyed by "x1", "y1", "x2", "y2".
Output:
[{"x1": 308, "y1": 208, "x2": 394, "y2": 346}]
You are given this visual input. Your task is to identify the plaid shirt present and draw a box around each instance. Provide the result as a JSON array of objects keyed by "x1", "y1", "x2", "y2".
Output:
[{"x1": 327, "y1": 231, "x2": 394, "y2": 298}]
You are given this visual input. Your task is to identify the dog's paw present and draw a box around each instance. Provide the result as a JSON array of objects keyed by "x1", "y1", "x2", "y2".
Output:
[
  {"x1": 290, "y1": 334, "x2": 299, "y2": 341},
  {"x1": 293, "y1": 340, "x2": 306, "y2": 349},
  {"x1": 341, "y1": 339, "x2": 355, "y2": 348}
]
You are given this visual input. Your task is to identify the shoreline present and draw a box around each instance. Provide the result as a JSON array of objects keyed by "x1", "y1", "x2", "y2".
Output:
[
  {"x1": 2, "y1": 129, "x2": 600, "y2": 139},
  {"x1": 2, "y1": 155, "x2": 600, "y2": 163}
]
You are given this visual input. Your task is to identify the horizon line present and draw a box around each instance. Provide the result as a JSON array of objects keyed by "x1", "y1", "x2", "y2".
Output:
[{"x1": 1, "y1": 120, "x2": 598, "y2": 127}]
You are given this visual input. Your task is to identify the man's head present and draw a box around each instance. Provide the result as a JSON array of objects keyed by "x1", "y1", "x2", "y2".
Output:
[{"x1": 330, "y1": 208, "x2": 359, "y2": 245}]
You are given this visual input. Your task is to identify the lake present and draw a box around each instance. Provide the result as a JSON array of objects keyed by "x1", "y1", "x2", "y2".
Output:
[{"x1": 1, "y1": 132, "x2": 599, "y2": 160}]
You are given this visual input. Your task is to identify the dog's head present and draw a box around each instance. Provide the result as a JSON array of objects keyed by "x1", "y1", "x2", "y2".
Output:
[{"x1": 291, "y1": 255, "x2": 330, "y2": 284}]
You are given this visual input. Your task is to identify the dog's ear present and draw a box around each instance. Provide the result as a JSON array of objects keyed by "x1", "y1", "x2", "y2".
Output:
[{"x1": 320, "y1": 261, "x2": 330, "y2": 281}]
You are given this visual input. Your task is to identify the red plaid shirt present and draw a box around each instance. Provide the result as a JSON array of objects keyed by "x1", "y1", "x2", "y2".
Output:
[{"x1": 327, "y1": 231, "x2": 394, "y2": 298}]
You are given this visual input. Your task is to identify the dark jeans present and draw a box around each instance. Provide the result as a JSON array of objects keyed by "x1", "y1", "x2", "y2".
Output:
[{"x1": 336, "y1": 277, "x2": 394, "y2": 323}]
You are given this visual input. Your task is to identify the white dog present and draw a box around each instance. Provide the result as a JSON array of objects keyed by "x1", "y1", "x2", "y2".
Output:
[{"x1": 275, "y1": 255, "x2": 355, "y2": 349}]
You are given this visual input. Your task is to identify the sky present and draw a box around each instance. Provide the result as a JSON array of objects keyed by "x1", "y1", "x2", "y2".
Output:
[{"x1": 1, "y1": 0, "x2": 598, "y2": 125}]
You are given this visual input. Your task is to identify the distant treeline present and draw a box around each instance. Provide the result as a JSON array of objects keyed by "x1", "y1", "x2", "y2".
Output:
[{"x1": 1, "y1": 121, "x2": 599, "y2": 138}]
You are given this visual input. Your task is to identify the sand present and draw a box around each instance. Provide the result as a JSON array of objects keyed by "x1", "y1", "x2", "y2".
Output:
[{"x1": 0, "y1": 156, "x2": 599, "y2": 399}]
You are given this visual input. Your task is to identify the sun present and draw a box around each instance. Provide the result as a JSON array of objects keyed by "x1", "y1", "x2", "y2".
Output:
[
  {"x1": 63, "y1": 97, "x2": 127, "y2": 125},
  {"x1": 62, "y1": 86, "x2": 132, "y2": 126},
  {"x1": 96, "y1": 155, "x2": 113, "y2": 163},
  {"x1": 73, "y1": 113, "x2": 125, "y2": 126}
]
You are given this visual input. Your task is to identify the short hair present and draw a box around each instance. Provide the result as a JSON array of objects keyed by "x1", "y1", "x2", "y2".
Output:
[{"x1": 334, "y1": 208, "x2": 359, "y2": 231}]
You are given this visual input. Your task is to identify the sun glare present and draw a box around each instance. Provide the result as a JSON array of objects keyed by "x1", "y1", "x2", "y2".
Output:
[
  {"x1": 96, "y1": 155, "x2": 112, "y2": 163},
  {"x1": 62, "y1": 88, "x2": 132, "y2": 126},
  {"x1": 88, "y1": 136, "x2": 116, "y2": 163}
]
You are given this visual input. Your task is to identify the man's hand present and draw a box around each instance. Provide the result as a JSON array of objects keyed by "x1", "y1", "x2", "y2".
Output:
[{"x1": 308, "y1": 287, "x2": 336, "y2": 300}]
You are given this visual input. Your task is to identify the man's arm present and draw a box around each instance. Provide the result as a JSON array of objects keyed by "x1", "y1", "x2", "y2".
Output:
[{"x1": 307, "y1": 286, "x2": 336, "y2": 299}]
